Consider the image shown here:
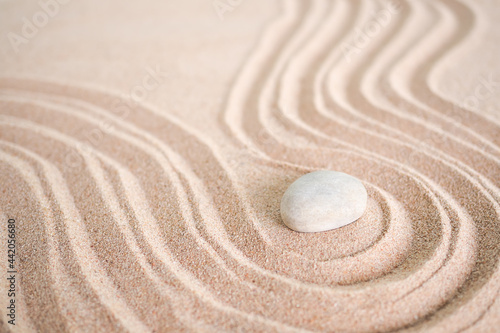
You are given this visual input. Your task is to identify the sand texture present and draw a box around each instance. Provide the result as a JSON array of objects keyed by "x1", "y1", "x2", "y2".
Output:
[{"x1": 0, "y1": 0, "x2": 499, "y2": 332}]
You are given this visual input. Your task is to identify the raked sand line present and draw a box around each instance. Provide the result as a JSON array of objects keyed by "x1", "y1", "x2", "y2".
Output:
[
  {"x1": 0, "y1": 0, "x2": 499, "y2": 331},
  {"x1": 0, "y1": 78, "x2": 482, "y2": 330},
  {"x1": 218, "y1": 0, "x2": 499, "y2": 331},
  {"x1": 0, "y1": 141, "x2": 150, "y2": 332},
  {"x1": 0, "y1": 74, "x2": 482, "y2": 330},
  {"x1": 0, "y1": 80, "x2": 468, "y2": 290},
  {"x1": 0, "y1": 115, "x2": 307, "y2": 332}
]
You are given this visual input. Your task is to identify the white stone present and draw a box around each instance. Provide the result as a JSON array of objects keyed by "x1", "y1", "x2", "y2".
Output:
[{"x1": 280, "y1": 170, "x2": 368, "y2": 232}]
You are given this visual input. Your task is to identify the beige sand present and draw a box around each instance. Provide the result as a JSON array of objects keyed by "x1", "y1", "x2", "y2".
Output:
[{"x1": 0, "y1": 0, "x2": 499, "y2": 332}]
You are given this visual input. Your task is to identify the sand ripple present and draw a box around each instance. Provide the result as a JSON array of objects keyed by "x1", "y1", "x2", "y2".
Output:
[{"x1": 0, "y1": 0, "x2": 499, "y2": 332}]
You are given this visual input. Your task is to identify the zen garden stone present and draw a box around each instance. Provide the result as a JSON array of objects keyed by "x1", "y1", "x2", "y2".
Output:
[{"x1": 280, "y1": 170, "x2": 368, "y2": 232}]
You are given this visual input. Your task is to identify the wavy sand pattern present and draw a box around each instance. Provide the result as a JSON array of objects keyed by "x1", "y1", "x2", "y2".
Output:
[{"x1": 0, "y1": 0, "x2": 499, "y2": 332}]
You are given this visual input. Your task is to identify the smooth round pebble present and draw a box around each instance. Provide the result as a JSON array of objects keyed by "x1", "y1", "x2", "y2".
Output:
[{"x1": 280, "y1": 170, "x2": 368, "y2": 232}]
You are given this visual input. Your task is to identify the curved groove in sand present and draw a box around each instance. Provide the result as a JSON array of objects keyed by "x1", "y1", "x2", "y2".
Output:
[
  {"x1": 1, "y1": 0, "x2": 499, "y2": 331},
  {"x1": 0, "y1": 115, "x2": 308, "y2": 332},
  {"x1": 0, "y1": 140, "x2": 150, "y2": 333},
  {"x1": 219, "y1": 0, "x2": 499, "y2": 331}
]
